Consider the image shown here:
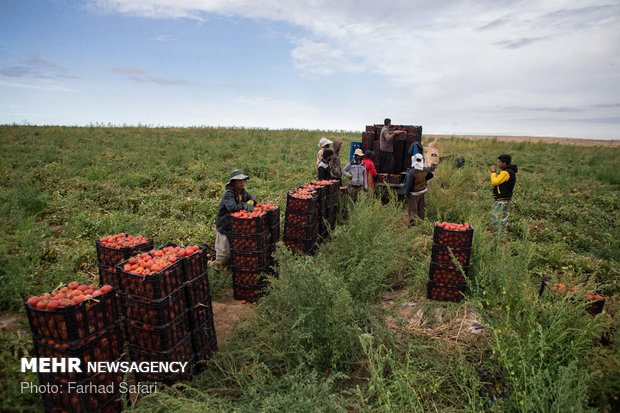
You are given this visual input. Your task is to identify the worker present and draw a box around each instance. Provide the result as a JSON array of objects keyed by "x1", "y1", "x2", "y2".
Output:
[
  {"x1": 404, "y1": 153, "x2": 434, "y2": 223},
  {"x1": 379, "y1": 118, "x2": 405, "y2": 173},
  {"x1": 490, "y1": 154, "x2": 518, "y2": 230},
  {"x1": 329, "y1": 140, "x2": 344, "y2": 184},
  {"x1": 362, "y1": 150, "x2": 378, "y2": 187},
  {"x1": 212, "y1": 170, "x2": 257, "y2": 267},
  {"x1": 318, "y1": 149, "x2": 335, "y2": 180},
  {"x1": 342, "y1": 148, "x2": 368, "y2": 200},
  {"x1": 316, "y1": 137, "x2": 333, "y2": 171}
]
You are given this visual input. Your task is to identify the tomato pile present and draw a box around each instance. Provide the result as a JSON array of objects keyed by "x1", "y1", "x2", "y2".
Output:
[{"x1": 427, "y1": 282, "x2": 465, "y2": 302}]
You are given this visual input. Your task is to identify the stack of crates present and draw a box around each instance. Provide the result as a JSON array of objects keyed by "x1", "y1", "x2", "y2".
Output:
[
  {"x1": 24, "y1": 283, "x2": 124, "y2": 413},
  {"x1": 117, "y1": 243, "x2": 215, "y2": 383},
  {"x1": 361, "y1": 124, "x2": 422, "y2": 176},
  {"x1": 283, "y1": 185, "x2": 320, "y2": 254},
  {"x1": 427, "y1": 222, "x2": 474, "y2": 303},
  {"x1": 229, "y1": 207, "x2": 277, "y2": 302},
  {"x1": 313, "y1": 180, "x2": 340, "y2": 234}
]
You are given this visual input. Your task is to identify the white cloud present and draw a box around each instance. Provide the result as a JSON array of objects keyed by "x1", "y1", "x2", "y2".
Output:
[{"x1": 0, "y1": 80, "x2": 78, "y2": 92}]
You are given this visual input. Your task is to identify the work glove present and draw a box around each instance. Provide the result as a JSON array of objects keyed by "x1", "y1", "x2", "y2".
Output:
[
  {"x1": 246, "y1": 200, "x2": 255, "y2": 207},
  {"x1": 242, "y1": 203, "x2": 254, "y2": 212}
]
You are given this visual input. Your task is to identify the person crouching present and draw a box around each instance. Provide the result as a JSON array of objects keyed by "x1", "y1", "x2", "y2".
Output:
[{"x1": 212, "y1": 170, "x2": 258, "y2": 267}]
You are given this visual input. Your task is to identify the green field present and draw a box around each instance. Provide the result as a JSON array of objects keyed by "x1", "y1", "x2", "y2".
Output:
[{"x1": 1, "y1": 125, "x2": 618, "y2": 412}]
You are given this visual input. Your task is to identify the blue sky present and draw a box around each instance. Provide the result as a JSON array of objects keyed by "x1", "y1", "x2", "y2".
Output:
[{"x1": 1, "y1": 0, "x2": 619, "y2": 139}]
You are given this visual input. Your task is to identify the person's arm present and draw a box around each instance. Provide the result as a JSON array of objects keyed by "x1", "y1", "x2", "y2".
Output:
[
  {"x1": 223, "y1": 190, "x2": 243, "y2": 213},
  {"x1": 491, "y1": 170, "x2": 510, "y2": 186},
  {"x1": 370, "y1": 162, "x2": 377, "y2": 178},
  {"x1": 425, "y1": 168, "x2": 434, "y2": 181},
  {"x1": 342, "y1": 162, "x2": 352, "y2": 179}
]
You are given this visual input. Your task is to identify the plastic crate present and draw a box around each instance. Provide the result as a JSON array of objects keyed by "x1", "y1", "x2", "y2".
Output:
[
  {"x1": 121, "y1": 287, "x2": 186, "y2": 326},
  {"x1": 25, "y1": 287, "x2": 119, "y2": 342},
  {"x1": 286, "y1": 192, "x2": 319, "y2": 213},
  {"x1": 285, "y1": 209, "x2": 318, "y2": 227},
  {"x1": 230, "y1": 248, "x2": 272, "y2": 270},
  {"x1": 432, "y1": 222, "x2": 474, "y2": 247},
  {"x1": 428, "y1": 262, "x2": 468, "y2": 285},
  {"x1": 191, "y1": 318, "x2": 217, "y2": 361},
  {"x1": 184, "y1": 272, "x2": 211, "y2": 309},
  {"x1": 117, "y1": 256, "x2": 185, "y2": 299},
  {"x1": 426, "y1": 281, "x2": 466, "y2": 303},
  {"x1": 98, "y1": 264, "x2": 121, "y2": 291},
  {"x1": 183, "y1": 245, "x2": 208, "y2": 282},
  {"x1": 283, "y1": 236, "x2": 316, "y2": 254},
  {"x1": 264, "y1": 205, "x2": 281, "y2": 227},
  {"x1": 32, "y1": 323, "x2": 124, "y2": 381},
  {"x1": 231, "y1": 212, "x2": 268, "y2": 235},
  {"x1": 431, "y1": 244, "x2": 472, "y2": 267},
  {"x1": 586, "y1": 298, "x2": 605, "y2": 315},
  {"x1": 230, "y1": 231, "x2": 270, "y2": 252},
  {"x1": 269, "y1": 222, "x2": 280, "y2": 243},
  {"x1": 130, "y1": 334, "x2": 194, "y2": 384},
  {"x1": 125, "y1": 311, "x2": 190, "y2": 351},
  {"x1": 284, "y1": 220, "x2": 317, "y2": 240},
  {"x1": 40, "y1": 370, "x2": 123, "y2": 413},
  {"x1": 387, "y1": 173, "x2": 405, "y2": 184},
  {"x1": 376, "y1": 173, "x2": 387, "y2": 183},
  {"x1": 95, "y1": 237, "x2": 153, "y2": 267},
  {"x1": 233, "y1": 283, "x2": 268, "y2": 303},
  {"x1": 188, "y1": 294, "x2": 214, "y2": 330},
  {"x1": 232, "y1": 266, "x2": 272, "y2": 287},
  {"x1": 327, "y1": 192, "x2": 339, "y2": 207}
]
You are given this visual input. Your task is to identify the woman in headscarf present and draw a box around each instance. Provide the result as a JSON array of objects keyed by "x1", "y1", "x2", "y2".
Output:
[{"x1": 329, "y1": 140, "x2": 343, "y2": 184}]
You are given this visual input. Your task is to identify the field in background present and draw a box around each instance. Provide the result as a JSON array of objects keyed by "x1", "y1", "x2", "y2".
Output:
[{"x1": 0, "y1": 126, "x2": 618, "y2": 412}]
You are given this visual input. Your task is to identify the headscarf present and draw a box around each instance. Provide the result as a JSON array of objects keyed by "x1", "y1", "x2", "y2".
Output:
[{"x1": 411, "y1": 154, "x2": 424, "y2": 170}]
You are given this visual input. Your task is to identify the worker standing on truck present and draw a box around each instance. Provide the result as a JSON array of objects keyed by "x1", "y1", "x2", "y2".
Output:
[
  {"x1": 490, "y1": 154, "x2": 518, "y2": 230},
  {"x1": 342, "y1": 148, "x2": 368, "y2": 200},
  {"x1": 212, "y1": 170, "x2": 258, "y2": 267},
  {"x1": 404, "y1": 154, "x2": 434, "y2": 223},
  {"x1": 379, "y1": 118, "x2": 404, "y2": 173}
]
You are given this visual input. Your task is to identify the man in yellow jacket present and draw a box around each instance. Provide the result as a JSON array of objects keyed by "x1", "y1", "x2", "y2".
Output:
[{"x1": 490, "y1": 154, "x2": 518, "y2": 229}]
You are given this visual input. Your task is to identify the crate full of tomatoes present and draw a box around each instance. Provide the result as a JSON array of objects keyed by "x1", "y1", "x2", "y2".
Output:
[
  {"x1": 96, "y1": 233, "x2": 153, "y2": 267},
  {"x1": 427, "y1": 281, "x2": 466, "y2": 303},
  {"x1": 25, "y1": 283, "x2": 119, "y2": 342},
  {"x1": 230, "y1": 203, "x2": 278, "y2": 235},
  {"x1": 120, "y1": 286, "x2": 186, "y2": 326},
  {"x1": 125, "y1": 311, "x2": 190, "y2": 352},
  {"x1": 129, "y1": 334, "x2": 194, "y2": 384},
  {"x1": 39, "y1": 370, "x2": 124, "y2": 413},
  {"x1": 433, "y1": 222, "x2": 474, "y2": 247},
  {"x1": 286, "y1": 188, "x2": 319, "y2": 212},
  {"x1": 191, "y1": 317, "x2": 218, "y2": 362},
  {"x1": 117, "y1": 246, "x2": 187, "y2": 299},
  {"x1": 431, "y1": 244, "x2": 472, "y2": 267}
]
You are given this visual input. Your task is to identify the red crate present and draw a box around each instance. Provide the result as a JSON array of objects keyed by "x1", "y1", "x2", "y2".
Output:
[
  {"x1": 125, "y1": 311, "x2": 190, "y2": 351},
  {"x1": 428, "y1": 262, "x2": 468, "y2": 285},
  {"x1": 130, "y1": 334, "x2": 193, "y2": 384},
  {"x1": 117, "y1": 256, "x2": 185, "y2": 299},
  {"x1": 431, "y1": 244, "x2": 472, "y2": 267},
  {"x1": 95, "y1": 236, "x2": 153, "y2": 267},
  {"x1": 230, "y1": 231, "x2": 270, "y2": 252},
  {"x1": 427, "y1": 281, "x2": 466, "y2": 303},
  {"x1": 433, "y1": 222, "x2": 474, "y2": 247},
  {"x1": 40, "y1": 370, "x2": 123, "y2": 413},
  {"x1": 230, "y1": 248, "x2": 272, "y2": 270},
  {"x1": 25, "y1": 287, "x2": 119, "y2": 342},
  {"x1": 183, "y1": 272, "x2": 211, "y2": 309},
  {"x1": 32, "y1": 323, "x2": 124, "y2": 381},
  {"x1": 188, "y1": 294, "x2": 214, "y2": 330},
  {"x1": 121, "y1": 287, "x2": 185, "y2": 326}
]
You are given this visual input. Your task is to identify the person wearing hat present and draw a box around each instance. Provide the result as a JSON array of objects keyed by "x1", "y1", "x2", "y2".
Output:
[
  {"x1": 404, "y1": 154, "x2": 434, "y2": 223},
  {"x1": 342, "y1": 148, "x2": 368, "y2": 200},
  {"x1": 316, "y1": 137, "x2": 333, "y2": 172},
  {"x1": 379, "y1": 118, "x2": 405, "y2": 173},
  {"x1": 329, "y1": 140, "x2": 344, "y2": 184},
  {"x1": 212, "y1": 170, "x2": 258, "y2": 267},
  {"x1": 362, "y1": 149, "x2": 378, "y2": 188}
]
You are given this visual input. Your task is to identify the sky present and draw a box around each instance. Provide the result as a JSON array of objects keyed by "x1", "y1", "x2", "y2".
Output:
[{"x1": 1, "y1": 0, "x2": 619, "y2": 139}]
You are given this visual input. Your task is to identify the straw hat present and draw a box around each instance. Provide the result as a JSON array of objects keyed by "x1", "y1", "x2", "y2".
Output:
[{"x1": 318, "y1": 137, "x2": 333, "y2": 148}]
